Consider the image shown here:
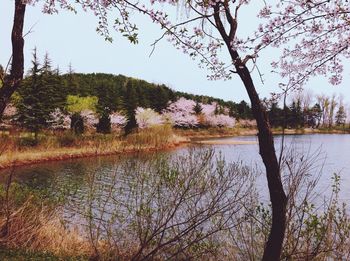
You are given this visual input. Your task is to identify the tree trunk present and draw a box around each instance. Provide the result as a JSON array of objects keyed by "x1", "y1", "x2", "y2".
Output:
[
  {"x1": 233, "y1": 57, "x2": 287, "y2": 261},
  {"x1": 212, "y1": 4, "x2": 288, "y2": 257},
  {"x1": 0, "y1": 0, "x2": 26, "y2": 118}
]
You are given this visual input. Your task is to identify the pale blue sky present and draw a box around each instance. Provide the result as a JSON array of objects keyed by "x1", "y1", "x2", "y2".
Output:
[{"x1": 1, "y1": 0, "x2": 349, "y2": 105}]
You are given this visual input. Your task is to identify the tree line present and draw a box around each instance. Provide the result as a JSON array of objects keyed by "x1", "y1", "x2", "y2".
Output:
[
  {"x1": 1, "y1": 51, "x2": 252, "y2": 135},
  {"x1": 265, "y1": 92, "x2": 348, "y2": 129},
  {"x1": 3, "y1": 51, "x2": 348, "y2": 136}
]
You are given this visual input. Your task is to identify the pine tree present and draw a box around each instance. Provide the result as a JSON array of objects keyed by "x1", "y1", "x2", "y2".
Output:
[
  {"x1": 16, "y1": 49, "x2": 52, "y2": 139},
  {"x1": 193, "y1": 101, "x2": 202, "y2": 115},
  {"x1": 66, "y1": 63, "x2": 79, "y2": 95},
  {"x1": 289, "y1": 100, "x2": 304, "y2": 128},
  {"x1": 151, "y1": 85, "x2": 169, "y2": 112},
  {"x1": 41, "y1": 53, "x2": 66, "y2": 110},
  {"x1": 96, "y1": 112, "x2": 111, "y2": 134},
  {"x1": 335, "y1": 105, "x2": 347, "y2": 126},
  {"x1": 70, "y1": 113, "x2": 84, "y2": 135},
  {"x1": 124, "y1": 80, "x2": 137, "y2": 134}
]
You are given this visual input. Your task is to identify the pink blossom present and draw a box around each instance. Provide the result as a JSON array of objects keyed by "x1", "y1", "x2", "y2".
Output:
[
  {"x1": 49, "y1": 108, "x2": 71, "y2": 129},
  {"x1": 164, "y1": 111, "x2": 199, "y2": 128},
  {"x1": 3, "y1": 103, "x2": 17, "y2": 118},
  {"x1": 80, "y1": 109, "x2": 98, "y2": 129},
  {"x1": 110, "y1": 111, "x2": 128, "y2": 130}
]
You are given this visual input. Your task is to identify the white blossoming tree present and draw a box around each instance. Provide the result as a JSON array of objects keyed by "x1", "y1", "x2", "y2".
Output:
[
  {"x1": 48, "y1": 108, "x2": 71, "y2": 130},
  {"x1": 135, "y1": 107, "x2": 164, "y2": 129},
  {"x1": 110, "y1": 111, "x2": 128, "y2": 131}
]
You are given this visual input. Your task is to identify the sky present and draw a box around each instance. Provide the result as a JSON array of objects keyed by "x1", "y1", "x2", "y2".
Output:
[{"x1": 1, "y1": 0, "x2": 350, "y2": 105}]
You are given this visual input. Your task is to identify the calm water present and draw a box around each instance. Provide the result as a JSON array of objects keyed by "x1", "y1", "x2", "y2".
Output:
[{"x1": 2, "y1": 134, "x2": 350, "y2": 201}]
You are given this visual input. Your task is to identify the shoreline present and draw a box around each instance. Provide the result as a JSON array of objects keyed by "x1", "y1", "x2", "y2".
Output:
[
  {"x1": 0, "y1": 128, "x2": 349, "y2": 171},
  {"x1": 0, "y1": 137, "x2": 189, "y2": 171}
]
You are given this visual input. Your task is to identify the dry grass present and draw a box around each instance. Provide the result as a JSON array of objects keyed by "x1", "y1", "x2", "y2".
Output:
[
  {"x1": 0, "y1": 197, "x2": 91, "y2": 258},
  {"x1": 123, "y1": 124, "x2": 185, "y2": 150},
  {"x1": 0, "y1": 126, "x2": 183, "y2": 170},
  {"x1": 174, "y1": 127, "x2": 255, "y2": 140}
]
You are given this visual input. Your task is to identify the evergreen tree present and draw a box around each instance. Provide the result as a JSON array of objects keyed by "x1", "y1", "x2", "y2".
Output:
[
  {"x1": 151, "y1": 85, "x2": 169, "y2": 112},
  {"x1": 96, "y1": 112, "x2": 111, "y2": 134},
  {"x1": 193, "y1": 101, "x2": 202, "y2": 115},
  {"x1": 71, "y1": 113, "x2": 84, "y2": 135},
  {"x1": 289, "y1": 100, "x2": 304, "y2": 128},
  {"x1": 41, "y1": 53, "x2": 66, "y2": 109},
  {"x1": 65, "y1": 63, "x2": 79, "y2": 95},
  {"x1": 124, "y1": 80, "x2": 138, "y2": 134},
  {"x1": 16, "y1": 49, "x2": 56, "y2": 139},
  {"x1": 335, "y1": 105, "x2": 347, "y2": 126},
  {"x1": 268, "y1": 102, "x2": 284, "y2": 128},
  {"x1": 235, "y1": 100, "x2": 253, "y2": 119}
]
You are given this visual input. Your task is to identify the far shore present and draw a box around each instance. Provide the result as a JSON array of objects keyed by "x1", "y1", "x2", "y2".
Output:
[{"x1": 0, "y1": 127, "x2": 349, "y2": 171}]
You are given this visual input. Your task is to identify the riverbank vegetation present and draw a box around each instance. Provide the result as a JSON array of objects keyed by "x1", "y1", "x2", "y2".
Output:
[
  {"x1": 0, "y1": 149, "x2": 349, "y2": 260},
  {"x1": 0, "y1": 125, "x2": 183, "y2": 170}
]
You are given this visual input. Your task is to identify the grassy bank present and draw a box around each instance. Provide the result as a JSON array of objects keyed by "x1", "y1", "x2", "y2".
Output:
[{"x1": 0, "y1": 125, "x2": 187, "y2": 170}]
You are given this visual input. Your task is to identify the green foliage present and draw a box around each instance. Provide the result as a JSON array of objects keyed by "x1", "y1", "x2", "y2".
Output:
[
  {"x1": 16, "y1": 50, "x2": 63, "y2": 136},
  {"x1": 66, "y1": 95, "x2": 98, "y2": 114}
]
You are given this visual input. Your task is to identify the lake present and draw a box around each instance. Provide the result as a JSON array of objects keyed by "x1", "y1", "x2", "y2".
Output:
[{"x1": 2, "y1": 133, "x2": 350, "y2": 204}]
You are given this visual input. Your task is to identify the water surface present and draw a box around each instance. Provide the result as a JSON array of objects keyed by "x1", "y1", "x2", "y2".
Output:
[{"x1": 2, "y1": 134, "x2": 349, "y2": 201}]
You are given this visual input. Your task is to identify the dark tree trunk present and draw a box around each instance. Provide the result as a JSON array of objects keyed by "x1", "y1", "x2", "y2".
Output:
[
  {"x1": 0, "y1": 0, "x2": 26, "y2": 118},
  {"x1": 233, "y1": 57, "x2": 287, "y2": 261},
  {"x1": 212, "y1": 4, "x2": 287, "y2": 260}
]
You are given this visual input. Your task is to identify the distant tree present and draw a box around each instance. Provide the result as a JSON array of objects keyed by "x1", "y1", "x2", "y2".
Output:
[
  {"x1": 65, "y1": 63, "x2": 79, "y2": 95},
  {"x1": 66, "y1": 95, "x2": 98, "y2": 114},
  {"x1": 268, "y1": 102, "x2": 284, "y2": 128},
  {"x1": 308, "y1": 103, "x2": 322, "y2": 128},
  {"x1": 235, "y1": 101, "x2": 253, "y2": 120},
  {"x1": 49, "y1": 108, "x2": 71, "y2": 130},
  {"x1": 70, "y1": 113, "x2": 84, "y2": 135},
  {"x1": 135, "y1": 107, "x2": 164, "y2": 129},
  {"x1": 96, "y1": 112, "x2": 111, "y2": 134},
  {"x1": 151, "y1": 85, "x2": 170, "y2": 112},
  {"x1": 164, "y1": 98, "x2": 198, "y2": 128},
  {"x1": 335, "y1": 105, "x2": 347, "y2": 127},
  {"x1": 289, "y1": 100, "x2": 303, "y2": 129},
  {"x1": 124, "y1": 80, "x2": 138, "y2": 134},
  {"x1": 193, "y1": 101, "x2": 202, "y2": 115},
  {"x1": 66, "y1": 95, "x2": 98, "y2": 134},
  {"x1": 110, "y1": 111, "x2": 128, "y2": 131}
]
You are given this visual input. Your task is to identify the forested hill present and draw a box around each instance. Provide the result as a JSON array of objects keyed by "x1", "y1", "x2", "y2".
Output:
[{"x1": 23, "y1": 71, "x2": 252, "y2": 118}]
